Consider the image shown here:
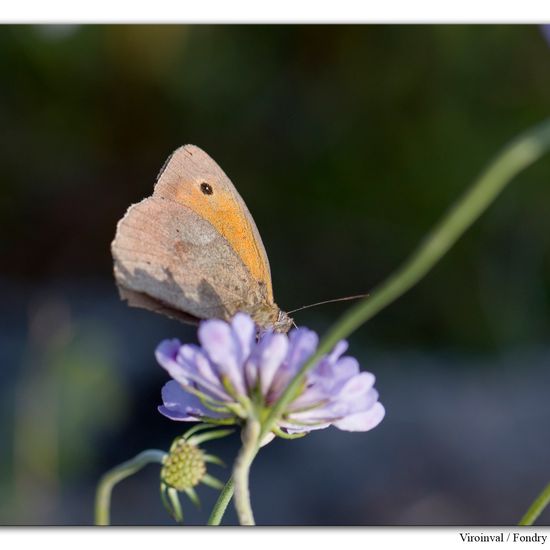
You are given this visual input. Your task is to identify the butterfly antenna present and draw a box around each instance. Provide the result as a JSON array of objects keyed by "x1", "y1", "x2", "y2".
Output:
[{"x1": 287, "y1": 294, "x2": 370, "y2": 315}]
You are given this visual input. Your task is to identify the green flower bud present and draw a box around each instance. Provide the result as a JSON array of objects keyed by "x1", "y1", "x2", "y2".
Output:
[{"x1": 161, "y1": 436, "x2": 206, "y2": 491}]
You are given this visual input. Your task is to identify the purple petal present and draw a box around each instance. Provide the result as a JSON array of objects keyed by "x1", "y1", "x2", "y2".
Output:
[
  {"x1": 308, "y1": 355, "x2": 360, "y2": 397},
  {"x1": 243, "y1": 330, "x2": 288, "y2": 392},
  {"x1": 337, "y1": 372, "x2": 375, "y2": 401},
  {"x1": 267, "y1": 328, "x2": 318, "y2": 400},
  {"x1": 311, "y1": 340, "x2": 348, "y2": 379},
  {"x1": 289, "y1": 402, "x2": 347, "y2": 422},
  {"x1": 286, "y1": 328, "x2": 319, "y2": 367},
  {"x1": 179, "y1": 345, "x2": 218, "y2": 385},
  {"x1": 177, "y1": 344, "x2": 230, "y2": 401},
  {"x1": 344, "y1": 387, "x2": 380, "y2": 415},
  {"x1": 155, "y1": 339, "x2": 182, "y2": 370},
  {"x1": 333, "y1": 402, "x2": 385, "y2": 432},
  {"x1": 257, "y1": 333, "x2": 289, "y2": 396},
  {"x1": 198, "y1": 319, "x2": 246, "y2": 395},
  {"x1": 288, "y1": 372, "x2": 381, "y2": 425},
  {"x1": 243, "y1": 330, "x2": 270, "y2": 390},
  {"x1": 231, "y1": 313, "x2": 256, "y2": 362},
  {"x1": 327, "y1": 340, "x2": 348, "y2": 362},
  {"x1": 287, "y1": 383, "x2": 328, "y2": 411},
  {"x1": 155, "y1": 339, "x2": 191, "y2": 386},
  {"x1": 332, "y1": 356, "x2": 360, "y2": 379},
  {"x1": 159, "y1": 381, "x2": 210, "y2": 421}
]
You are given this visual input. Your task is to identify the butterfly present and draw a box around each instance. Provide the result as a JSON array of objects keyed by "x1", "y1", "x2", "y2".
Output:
[{"x1": 111, "y1": 145, "x2": 293, "y2": 332}]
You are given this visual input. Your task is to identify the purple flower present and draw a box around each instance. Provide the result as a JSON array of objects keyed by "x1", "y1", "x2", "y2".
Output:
[{"x1": 156, "y1": 313, "x2": 385, "y2": 437}]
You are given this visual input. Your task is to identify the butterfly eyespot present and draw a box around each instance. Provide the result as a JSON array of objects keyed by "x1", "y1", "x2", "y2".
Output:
[{"x1": 200, "y1": 182, "x2": 213, "y2": 195}]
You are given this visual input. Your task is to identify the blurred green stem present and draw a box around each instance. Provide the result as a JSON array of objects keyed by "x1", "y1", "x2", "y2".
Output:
[
  {"x1": 519, "y1": 482, "x2": 550, "y2": 525},
  {"x1": 261, "y1": 118, "x2": 550, "y2": 441},
  {"x1": 207, "y1": 477, "x2": 234, "y2": 525},
  {"x1": 94, "y1": 449, "x2": 166, "y2": 526}
]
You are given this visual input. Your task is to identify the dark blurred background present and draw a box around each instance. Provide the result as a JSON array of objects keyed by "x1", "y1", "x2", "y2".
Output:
[{"x1": 1, "y1": 25, "x2": 550, "y2": 525}]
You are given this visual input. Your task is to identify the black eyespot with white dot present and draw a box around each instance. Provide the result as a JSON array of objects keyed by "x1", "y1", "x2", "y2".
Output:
[{"x1": 200, "y1": 182, "x2": 213, "y2": 195}]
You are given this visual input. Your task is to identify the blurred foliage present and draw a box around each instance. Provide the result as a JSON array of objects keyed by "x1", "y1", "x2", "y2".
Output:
[{"x1": 1, "y1": 296, "x2": 128, "y2": 523}]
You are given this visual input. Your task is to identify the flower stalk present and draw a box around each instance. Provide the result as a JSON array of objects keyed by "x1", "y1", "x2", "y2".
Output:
[
  {"x1": 233, "y1": 420, "x2": 261, "y2": 525},
  {"x1": 207, "y1": 477, "x2": 235, "y2": 525},
  {"x1": 95, "y1": 449, "x2": 166, "y2": 526}
]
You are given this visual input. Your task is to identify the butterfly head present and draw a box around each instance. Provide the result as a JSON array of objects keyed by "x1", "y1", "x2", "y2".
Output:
[
  {"x1": 273, "y1": 310, "x2": 294, "y2": 333},
  {"x1": 248, "y1": 302, "x2": 293, "y2": 334}
]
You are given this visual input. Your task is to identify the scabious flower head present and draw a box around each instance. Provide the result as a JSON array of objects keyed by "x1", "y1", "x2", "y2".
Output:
[
  {"x1": 161, "y1": 436, "x2": 206, "y2": 491},
  {"x1": 159, "y1": 425, "x2": 227, "y2": 521},
  {"x1": 156, "y1": 313, "x2": 385, "y2": 437}
]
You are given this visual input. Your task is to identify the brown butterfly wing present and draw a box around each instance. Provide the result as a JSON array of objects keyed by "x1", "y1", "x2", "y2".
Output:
[
  {"x1": 112, "y1": 195, "x2": 276, "y2": 326},
  {"x1": 153, "y1": 145, "x2": 274, "y2": 301}
]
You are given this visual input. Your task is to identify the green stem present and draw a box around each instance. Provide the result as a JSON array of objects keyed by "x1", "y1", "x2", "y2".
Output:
[
  {"x1": 94, "y1": 449, "x2": 166, "y2": 526},
  {"x1": 260, "y1": 118, "x2": 550, "y2": 441},
  {"x1": 232, "y1": 420, "x2": 261, "y2": 525},
  {"x1": 519, "y1": 482, "x2": 550, "y2": 526},
  {"x1": 207, "y1": 477, "x2": 235, "y2": 525}
]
